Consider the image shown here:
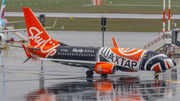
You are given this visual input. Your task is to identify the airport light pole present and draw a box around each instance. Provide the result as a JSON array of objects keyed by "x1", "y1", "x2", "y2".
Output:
[
  {"x1": 162, "y1": 0, "x2": 166, "y2": 32},
  {"x1": 39, "y1": 14, "x2": 45, "y2": 27},
  {"x1": 168, "y1": 0, "x2": 171, "y2": 32},
  {"x1": 101, "y1": 17, "x2": 106, "y2": 47}
]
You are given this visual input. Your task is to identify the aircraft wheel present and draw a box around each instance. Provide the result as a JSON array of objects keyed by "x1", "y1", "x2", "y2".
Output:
[
  {"x1": 101, "y1": 74, "x2": 108, "y2": 78},
  {"x1": 86, "y1": 70, "x2": 94, "y2": 77}
]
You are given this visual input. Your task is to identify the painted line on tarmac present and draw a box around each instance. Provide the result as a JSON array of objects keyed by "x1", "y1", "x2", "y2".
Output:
[
  {"x1": 164, "y1": 80, "x2": 180, "y2": 83},
  {"x1": 142, "y1": 72, "x2": 154, "y2": 76}
]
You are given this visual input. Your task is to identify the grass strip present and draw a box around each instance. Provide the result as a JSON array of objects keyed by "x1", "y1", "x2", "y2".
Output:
[{"x1": 6, "y1": 17, "x2": 180, "y2": 32}]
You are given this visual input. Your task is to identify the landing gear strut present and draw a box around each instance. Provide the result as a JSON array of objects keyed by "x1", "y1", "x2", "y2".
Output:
[
  {"x1": 86, "y1": 70, "x2": 94, "y2": 77},
  {"x1": 154, "y1": 72, "x2": 159, "y2": 84},
  {"x1": 154, "y1": 72, "x2": 159, "y2": 79}
]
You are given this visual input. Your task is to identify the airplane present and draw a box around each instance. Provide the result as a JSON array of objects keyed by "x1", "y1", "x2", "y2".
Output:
[{"x1": 21, "y1": 7, "x2": 176, "y2": 79}]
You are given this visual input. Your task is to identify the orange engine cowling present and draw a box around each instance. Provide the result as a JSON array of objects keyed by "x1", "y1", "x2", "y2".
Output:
[{"x1": 94, "y1": 62, "x2": 116, "y2": 74}]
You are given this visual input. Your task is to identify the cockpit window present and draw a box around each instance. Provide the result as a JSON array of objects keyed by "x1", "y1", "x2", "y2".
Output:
[
  {"x1": 164, "y1": 56, "x2": 169, "y2": 59},
  {"x1": 158, "y1": 56, "x2": 168, "y2": 60},
  {"x1": 158, "y1": 56, "x2": 164, "y2": 60}
]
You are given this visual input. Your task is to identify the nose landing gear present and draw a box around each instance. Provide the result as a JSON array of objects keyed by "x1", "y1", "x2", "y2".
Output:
[
  {"x1": 154, "y1": 72, "x2": 159, "y2": 79},
  {"x1": 154, "y1": 72, "x2": 159, "y2": 84}
]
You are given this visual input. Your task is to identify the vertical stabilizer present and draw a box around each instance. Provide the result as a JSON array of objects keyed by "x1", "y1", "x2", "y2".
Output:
[
  {"x1": 0, "y1": 0, "x2": 5, "y2": 19},
  {"x1": 23, "y1": 7, "x2": 62, "y2": 58},
  {"x1": 23, "y1": 7, "x2": 60, "y2": 47}
]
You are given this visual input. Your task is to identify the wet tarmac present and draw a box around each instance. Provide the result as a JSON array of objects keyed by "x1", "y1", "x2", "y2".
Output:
[{"x1": 0, "y1": 31, "x2": 180, "y2": 101}]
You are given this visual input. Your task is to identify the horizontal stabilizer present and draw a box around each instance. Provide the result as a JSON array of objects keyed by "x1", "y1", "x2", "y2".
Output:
[
  {"x1": 8, "y1": 44, "x2": 39, "y2": 50},
  {"x1": 22, "y1": 44, "x2": 33, "y2": 58}
]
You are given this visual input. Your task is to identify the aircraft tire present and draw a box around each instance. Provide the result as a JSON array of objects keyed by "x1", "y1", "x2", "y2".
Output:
[
  {"x1": 86, "y1": 70, "x2": 94, "y2": 77},
  {"x1": 101, "y1": 74, "x2": 108, "y2": 78}
]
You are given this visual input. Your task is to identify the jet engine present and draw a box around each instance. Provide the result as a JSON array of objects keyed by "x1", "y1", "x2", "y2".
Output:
[
  {"x1": 0, "y1": 33, "x2": 5, "y2": 43},
  {"x1": 94, "y1": 62, "x2": 116, "y2": 74}
]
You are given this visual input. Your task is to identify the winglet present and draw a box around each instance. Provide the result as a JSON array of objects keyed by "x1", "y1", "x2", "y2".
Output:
[{"x1": 112, "y1": 37, "x2": 119, "y2": 48}]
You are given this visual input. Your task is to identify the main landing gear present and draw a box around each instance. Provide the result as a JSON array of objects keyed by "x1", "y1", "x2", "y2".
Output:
[
  {"x1": 101, "y1": 74, "x2": 107, "y2": 78},
  {"x1": 86, "y1": 70, "x2": 108, "y2": 78},
  {"x1": 86, "y1": 70, "x2": 94, "y2": 77}
]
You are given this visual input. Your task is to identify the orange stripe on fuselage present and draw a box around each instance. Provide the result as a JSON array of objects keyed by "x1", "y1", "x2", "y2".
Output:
[{"x1": 110, "y1": 48, "x2": 145, "y2": 61}]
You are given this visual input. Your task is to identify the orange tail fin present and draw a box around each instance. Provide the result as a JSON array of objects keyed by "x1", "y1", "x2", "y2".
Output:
[{"x1": 23, "y1": 7, "x2": 60, "y2": 47}]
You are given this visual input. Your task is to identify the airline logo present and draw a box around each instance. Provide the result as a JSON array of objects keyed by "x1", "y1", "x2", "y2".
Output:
[
  {"x1": 97, "y1": 65, "x2": 102, "y2": 73},
  {"x1": 0, "y1": 19, "x2": 4, "y2": 27},
  {"x1": 28, "y1": 27, "x2": 60, "y2": 58},
  {"x1": 2, "y1": 0, "x2": 5, "y2": 5}
]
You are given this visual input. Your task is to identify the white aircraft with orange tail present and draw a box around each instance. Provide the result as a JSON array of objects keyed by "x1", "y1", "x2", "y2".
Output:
[{"x1": 21, "y1": 7, "x2": 176, "y2": 78}]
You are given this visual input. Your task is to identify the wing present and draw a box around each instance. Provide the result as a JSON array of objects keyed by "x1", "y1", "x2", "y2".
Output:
[{"x1": 39, "y1": 58, "x2": 96, "y2": 67}]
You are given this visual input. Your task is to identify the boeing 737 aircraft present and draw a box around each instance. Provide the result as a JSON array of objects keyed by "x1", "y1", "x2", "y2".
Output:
[{"x1": 22, "y1": 7, "x2": 176, "y2": 78}]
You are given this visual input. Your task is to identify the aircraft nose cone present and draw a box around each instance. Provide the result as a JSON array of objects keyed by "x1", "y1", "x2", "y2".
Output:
[{"x1": 173, "y1": 60, "x2": 176, "y2": 66}]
